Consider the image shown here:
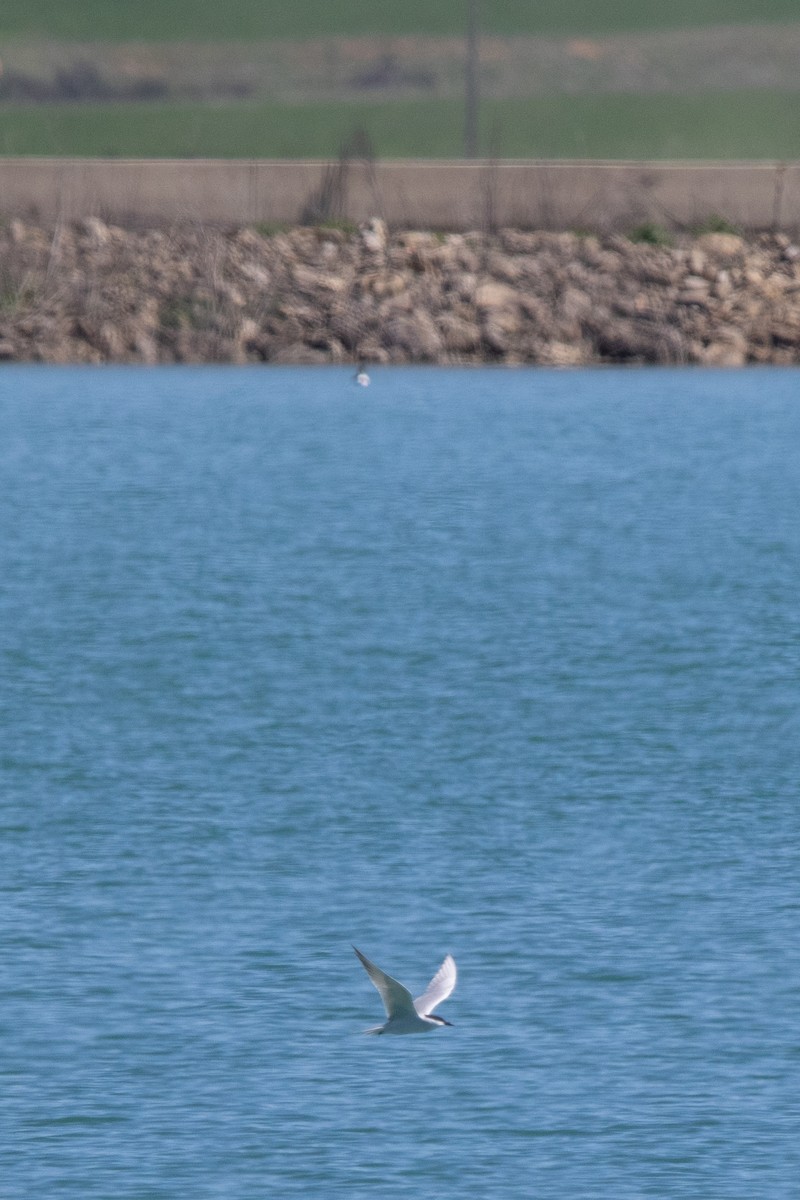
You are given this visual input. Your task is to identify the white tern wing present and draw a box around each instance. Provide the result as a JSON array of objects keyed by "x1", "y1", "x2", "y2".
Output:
[
  {"x1": 414, "y1": 954, "x2": 457, "y2": 1016},
  {"x1": 353, "y1": 947, "x2": 417, "y2": 1019}
]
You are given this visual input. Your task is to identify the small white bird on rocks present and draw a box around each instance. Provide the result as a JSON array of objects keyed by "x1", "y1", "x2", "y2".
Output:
[{"x1": 353, "y1": 946, "x2": 457, "y2": 1035}]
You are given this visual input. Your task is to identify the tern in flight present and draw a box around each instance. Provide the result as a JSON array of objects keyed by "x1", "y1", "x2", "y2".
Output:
[{"x1": 353, "y1": 946, "x2": 457, "y2": 1034}]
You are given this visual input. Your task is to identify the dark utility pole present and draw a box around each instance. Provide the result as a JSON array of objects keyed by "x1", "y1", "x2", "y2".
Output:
[{"x1": 464, "y1": 0, "x2": 479, "y2": 157}]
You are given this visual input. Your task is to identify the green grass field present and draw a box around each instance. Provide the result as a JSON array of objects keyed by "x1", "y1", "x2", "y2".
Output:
[
  {"x1": 3, "y1": 91, "x2": 800, "y2": 161},
  {"x1": 3, "y1": 3, "x2": 800, "y2": 161},
  {"x1": 3, "y1": 0, "x2": 800, "y2": 40}
]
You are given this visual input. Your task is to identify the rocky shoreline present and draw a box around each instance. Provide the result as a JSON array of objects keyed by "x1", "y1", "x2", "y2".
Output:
[{"x1": 2, "y1": 216, "x2": 800, "y2": 366}]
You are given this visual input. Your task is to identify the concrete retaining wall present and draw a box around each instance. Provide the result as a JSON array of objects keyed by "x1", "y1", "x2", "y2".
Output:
[{"x1": 2, "y1": 158, "x2": 800, "y2": 231}]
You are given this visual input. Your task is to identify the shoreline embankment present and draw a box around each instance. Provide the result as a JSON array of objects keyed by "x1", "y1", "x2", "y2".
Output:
[{"x1": 2, "y1": 215, "x2": 800, "y2": 366}]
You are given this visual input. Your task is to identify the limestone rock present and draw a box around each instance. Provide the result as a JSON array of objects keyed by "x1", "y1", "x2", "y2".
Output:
[
  {"x1": 696, "y1": 232, "x2": 744, "y2": 259},
  {"x1": 383, "y1": 311, "x2": 443, "y2": 360},
  {"x1": 481, "y1": 308, "x2": 521, "y2": 355},
  {"x1": 474, "y1": 281, "x2": 518, "y2": 311},
  {"x1": 80, "y1": 216, "x2": 112, "y2": 246},
  {"x1": 239, "y1": 262, "x2": 272, "y2": 289},
  {"x1": 98, "y1": 321, "x2": 125, "y2": 359},
  {"x1": 677, "y1": 275, "x2": 711, "y2": 305},
  {"x1": 9, "y1": 219, "x2": 28, "y2": 245},
  {"x1": 538, "y1": 340, "x2": 591, "y2": 367},
  {"x1": 292, "y1": 263, "x2": 345, "y2": 294},
  {"x1": 133, "y1": 331, "x2": 159, "y2": 364},
  {"x1": 360, "y1": 217, "x2": 388, "y2": 255},
  {"x1": 439, "y1": 313, "x2": 482, "y2": 354},
  {"x1": 700, "y1": 326, "x2": 748, "y2": 366},
  {"x1": 361, "y1": 271, "x2": 407, "y2": 299}
]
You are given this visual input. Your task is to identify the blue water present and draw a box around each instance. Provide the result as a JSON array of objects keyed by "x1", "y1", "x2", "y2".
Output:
[{"x1": 2, "y1": 366, "x2": 799, "y2": 1199}]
